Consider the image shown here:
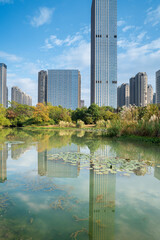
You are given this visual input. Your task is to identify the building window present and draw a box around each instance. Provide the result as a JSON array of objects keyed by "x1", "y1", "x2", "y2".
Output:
[
  {"x1": 114, "y1": 35, "x2": 117, "y2": 38},
  {"x1": 112, "y1": 81, "x2": 117, "y2": 84}
]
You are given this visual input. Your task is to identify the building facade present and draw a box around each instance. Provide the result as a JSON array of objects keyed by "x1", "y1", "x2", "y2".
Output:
[
  {"x1": 129, "y1": 77, "x2": 135, "y2": 105},
  {"x1": 47, "y1": 70, "x2": 81, "y2": 110},
  {"x1": 153, "y1": 93, "x2": 156, "y2": 104},
  {"x1": 91, "y1": 0, "x2": 117, "y2": 108},
  {"x1": 80, "y1": 100, "x2": 85, "y2": 108},
  {"x1": 156, "y1": 70, "x2": 160, "y2": 104},
  {"x1": 117, "y1": 83, "x2": 130, "y2": 108},
  {"x1": 0, "y1": 63, "x2": 7, "y2": 108},
  {"x1": 38, "y1": 70, "x2": 48, "y2": 104},
  {"x1": 130, "y1": 73, "x2": 148, "y2": 107},
  {"x1": 147, "y1": 84, "x2": 153, "y2": 105},
  {"x1": 11, "y1": 86, "x2": 32, "y2": 106}
]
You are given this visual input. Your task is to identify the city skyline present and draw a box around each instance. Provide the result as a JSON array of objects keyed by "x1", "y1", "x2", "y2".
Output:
[{"x1": 0, "y1": 0, "x2": 160, "y2": 106}]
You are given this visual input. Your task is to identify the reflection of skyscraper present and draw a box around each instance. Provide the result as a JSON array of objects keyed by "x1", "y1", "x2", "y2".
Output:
[
  {"x1": 0, "y1": 144, "x2": 8, "y2": 183},
  {"x1": 38, "y1": 150, "x2": 48, "y2": 176},
  {"x1": 89, "y1": 145, "x2": 116, "y2": 240},
  {"x1": 154, "y1": 165, "x2": 160, "y2": 181},
  {"x1": 89, "y1": 170, "x2": 116, "y2": 240},
  {"x1": 11, "y1": 145, "x2": 30, "y2": 160},
  {"x1": 38, "y1": 144, "x2": 80, "y2": 178}
]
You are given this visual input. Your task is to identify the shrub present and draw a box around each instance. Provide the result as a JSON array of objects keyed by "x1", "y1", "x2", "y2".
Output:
[
  {"x1": 120, "y1": 121, "x2": 138, "y2": 136},
  {"x1": 96, "y1": 120, "x2": 106, "y2": 128},
  {"x1": 76, "y1": 120, "x2": 85, "y2": 128},
  {"x1": 106, "y1": 120, "x2": 121, "y2": 137},
  {"x1": 59, "y1": 121, "x2": 75, "y2": 128}
]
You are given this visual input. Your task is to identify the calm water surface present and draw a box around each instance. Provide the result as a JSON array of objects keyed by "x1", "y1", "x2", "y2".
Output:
[{"x1": 0, "y1": 129, "x2": 160, "y2": 240}]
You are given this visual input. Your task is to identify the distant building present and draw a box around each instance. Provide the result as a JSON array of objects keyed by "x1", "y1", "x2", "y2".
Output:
[
  {"x1": 47, "y1": 70, "x2": 81, "y2": 110},
  {"x1": 117, "y1": 83, "x2": 130, "y2": 108},
  {"x1": 11, "y1": 86, "x2": 32, "y2": 106},
  {"x1": 0, "y1": 63, "x2": 7, "y2": 108},
  {"x1": 80, "y1": 100, "x2": 85, "y2": 108},
  {"x1": 153, "y1": 93, "x2": 156, "y2": 104},
  {"x1": 91, "y1": 0, "x2": 117, "y2": 108},
  {"x1": 147, "y1": 84, "x2": 153, "y2": 104},
  {"x1": 38, "y1": 70, "x2": 48, "y2": 104},
  {"x1": 6, "y1": 87, "x2": 8, "y2": 108},
  {"x1": 156, "y1": 70, "x2": 160, "y2": 104},
  {"x1": 130, "y1": 72, "x2": 148, "y2": 107},
  {"x1": 129, "y1": 77, "x2": 135, "y2": 105}
]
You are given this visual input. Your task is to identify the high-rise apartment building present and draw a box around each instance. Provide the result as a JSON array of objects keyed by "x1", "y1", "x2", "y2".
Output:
[
  {"x1": 147, "y1": 84, "x2": 153, "y2": 104},
  {"x1": 130, "y1": 73, "x2": 148, "y2": 107},
  {"x1": 156, "y1": 70, "x2": 160, "y2": 104},
  {"x1": 0, "y1": 63, "x2": 7, "y2": 108},
  {"x1": 117, "y1": 83, "x2": 130, "y2": 108},
  {"x1": 130, "y1": 77, "x2": 135, "y2": 105},
  {"x1": 11, "y1": 86, "x2": 32, "y2": 106},
  {"x1": 153, "y1": 93, "x2": 156, "y2": 104},
  {"x1": 91, "y1": 0, "x2": 117, "y2": 108},
  {"x1": 38, "y1": 70, "x2": 48, "y2": 104},
  {"x1": 47, "y1": 70, "x2": 81, "y2": 110}
]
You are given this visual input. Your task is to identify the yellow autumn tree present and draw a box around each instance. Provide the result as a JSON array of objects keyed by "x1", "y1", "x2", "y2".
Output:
[{"x1": 33, "y1": 103, "x2": 50, "y2": 123}]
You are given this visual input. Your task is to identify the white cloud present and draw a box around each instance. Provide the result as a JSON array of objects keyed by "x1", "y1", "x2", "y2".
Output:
[
  {"x1": 117, "y1": 20, "x2": 125, "y2": 27},
  {"x1": 30, "y1": 7, "x2": 54, "y2": 27},
  {"x1": 118, "y1": 37, "x2": 160, "y2": 90},
  {"x1": 122, "y1": 25, "x2": 135, "y2": 32},
  {"x1": 145, "y1": 5, "x2": 160, "y2": 26},
  {"x1": 44, "y1": 34, "x2": 83, "y2": 49},
  {"x1": 0, "y1": 51, "x2": 22, "y2": 62},
  {"x1": 53, "y1": 40, "x2": 90, "y2": 70}
]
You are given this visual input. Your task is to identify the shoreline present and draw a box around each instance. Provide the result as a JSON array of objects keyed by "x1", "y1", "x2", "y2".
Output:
[{"x1": 1, "y1": 125, "x2": 160, "y2": 144}]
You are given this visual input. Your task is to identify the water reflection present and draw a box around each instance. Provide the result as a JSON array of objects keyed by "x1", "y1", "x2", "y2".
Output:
[
  {"x1": 0, "y1": 129, "x2": 160, "y2": 240},
  {"x1": 0, "y1": 144, "x2": 8, "y2": 183}
]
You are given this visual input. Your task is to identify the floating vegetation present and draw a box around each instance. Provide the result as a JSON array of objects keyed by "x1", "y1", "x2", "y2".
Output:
[
  {"x1": 47, "y1": 152, "x2": 151, "y2": 177},
  {"x1": 70, "y1": 228, "x2": 88, "y2": 240},
  {"x1": 23, "y1": 177, "x2": 64, "y2": 193}
]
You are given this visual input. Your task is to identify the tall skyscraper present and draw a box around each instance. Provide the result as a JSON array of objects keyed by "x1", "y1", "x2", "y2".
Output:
[
  {"x1": 47, "y1": 70, "x2": 81, "y2": 110},
  {"x1": 130, "y1": 73, "x2": 148, "y2": 107},
  {"x1": 91, "y1": 0, "x2": 117, "y2": 108},
  {"x1": 117, "y1": 83, "x2": 130, "y2": 108},
  {"x1": 147, "y1": 84, "x2": 153, "y2": 105},
  {"x1": 0, "y1": 63, "x2": 7, "y2": 108},
  {"x1": 11, "y1": 86, "x2": 32, "y2": 106},
  {"x1": 156, "y1": 70, "x2": 160, "y2": 104},
  {"x1": 38, "y1": 70, "x2": 48, "y2": 104}
]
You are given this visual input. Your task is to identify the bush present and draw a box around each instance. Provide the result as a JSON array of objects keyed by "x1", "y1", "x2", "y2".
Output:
[
  {"x1": 76, "y1": 120, "x2": 85, "y2": 128},
  {"x1": 59, "y1": 121, "x2": 75, "y2": 128},
  {"x1": 120, "y1": 121, "x2": 138, "y2": 136},
  {"x1": 96, "y1": 120, "x2": 106, "y2": 128},
  {"x1": 106, "y1": 120, "x2": 121, "y2": 137}
]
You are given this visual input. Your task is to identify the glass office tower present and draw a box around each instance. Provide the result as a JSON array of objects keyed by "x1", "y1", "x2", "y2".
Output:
[
  {"x1": 91, "y1": 0, "x2": 117, "y2": 108},
  {"x1": 0, "y1": 63, "x2": 7, "y2": 108},
  {"x1": 47, "y1": 70, "x2": 81, "y2": 110}
]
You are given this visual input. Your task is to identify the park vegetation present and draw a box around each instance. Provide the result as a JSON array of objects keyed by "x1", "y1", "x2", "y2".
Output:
[{"x1": 1, "y1": 102, "x2": 160, "y2": 138}]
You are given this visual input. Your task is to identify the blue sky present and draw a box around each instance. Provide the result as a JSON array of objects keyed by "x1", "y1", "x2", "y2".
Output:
[{"x1": 0, "y1": 0, "x2": 160, "y2": 106}]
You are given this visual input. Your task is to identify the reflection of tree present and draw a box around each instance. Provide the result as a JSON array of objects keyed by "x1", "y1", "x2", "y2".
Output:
[{"x1": 0, "y1": 144, "x2": 8, "y2": 183}]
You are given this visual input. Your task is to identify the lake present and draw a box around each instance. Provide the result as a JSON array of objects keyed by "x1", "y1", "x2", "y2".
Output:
[{"x1": 0, "y1": 129, "x2": 160, "y2": 240}]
